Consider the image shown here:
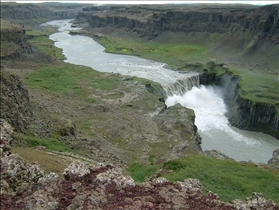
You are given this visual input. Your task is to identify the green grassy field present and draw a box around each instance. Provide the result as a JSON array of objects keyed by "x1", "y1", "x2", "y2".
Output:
[
  {"x1": 98, "y1": 36, "x2": 209, "y2": 69},
  {"x1": 230, "y1": 66, "x2": 279, "y2": 105},
  {"x1": 126, "y1": 155, "x2": 279, "y2": 203},
  {"x1": 161, "y1": 156, "x2": 279, "y2": 203},
  {"x1": 127, "y1": 163, "x2": 159, "y2": 182},
  {"x1": 25, "y1": 63, "x2": 120, "y2": 94}
]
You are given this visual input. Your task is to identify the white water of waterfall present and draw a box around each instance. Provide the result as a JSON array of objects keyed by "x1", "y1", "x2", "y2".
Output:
[
  {"x1": 43, "y1": 19, "x2": 278, "y2": 164},
  {"x1": 166, "y1": 85, "x2": 279, "y2": 163},
  {"x1": 162, "y1": 74, "x2": 200, "y2": 96}
]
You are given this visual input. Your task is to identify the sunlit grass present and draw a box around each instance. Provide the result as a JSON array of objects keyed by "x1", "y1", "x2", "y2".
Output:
[
  {"x1": 29, "y1": 36, "x2": 66, "y2": 60},
  {"x1": 25, "y1": 135, "x2": 71, "y2": 152}
]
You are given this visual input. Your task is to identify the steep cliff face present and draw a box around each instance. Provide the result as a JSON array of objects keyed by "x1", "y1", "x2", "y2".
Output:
[
  {"x1": 0, "y1": 2, "x2": 86, "y2": 26},
  {"x1": 78, "y1": 4, "x2": 279, "y2": 41},
  {"x1": 77, "y1": 4, "x2": 279, "y2": 69},
  {"x1": 229, "y1": 87, "x2": 279, "y2": 138},
  {"x1": 207, "y1": 71, "x2": 279, "y2": 139},
  {"x1": 0, "y1": 68, "x2": 33, "y2": 133},
  {"x1": 0, "y1": 19, "x2": 32, "y2": 59}
]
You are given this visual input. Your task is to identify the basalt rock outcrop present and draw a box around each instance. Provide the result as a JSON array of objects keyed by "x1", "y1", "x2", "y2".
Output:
[
  {"x1": 1, "y1": 123, "x2": 279, "y2": 209},
  {"x1": 215, "y1": 71, "x2": 279, "y2": 139},
  {"x1": 268, "y1": 148, "x2": 279, "y2": 170},
  {"x1": 0, "y1": 19, "x2": 32, "y2": 59},
  {"x1": 76, "y1": 4, "x2": 279, "y2": 70},
  {"x1": 0, "y1": 119, "x2": 44, "y2": 192},
  {"x1": 0, "y1": 2, "x2": 88, "y2": 26},
  {"x1": 0, "y1": 68, "x2": 33, "y2": 133}
]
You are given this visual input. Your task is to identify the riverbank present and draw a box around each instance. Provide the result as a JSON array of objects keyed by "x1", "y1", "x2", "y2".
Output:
[{"x1": 73, "y1": 11, "x2": 279, "y2": 138}]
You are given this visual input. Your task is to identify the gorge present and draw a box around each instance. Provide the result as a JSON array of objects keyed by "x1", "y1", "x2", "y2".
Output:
[
  {"x1": 42, "y1": 19, "x2": 278, "y2": 163},
  {"x1": 1, "y1": 2, "x2": 279, "y2": 208},
  {"x1": 74, "y1": 3, "x2": 279, "y2": 139}
]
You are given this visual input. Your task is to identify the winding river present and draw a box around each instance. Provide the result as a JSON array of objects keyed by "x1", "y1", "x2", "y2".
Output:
[{"x1": 41, "y1": 19, "x2": 278, "y2": 163}]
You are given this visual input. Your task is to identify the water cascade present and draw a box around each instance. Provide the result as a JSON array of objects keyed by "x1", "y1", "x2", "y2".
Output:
[
  {"x1": 162, "y1": 73, "x2": 200, "y2": 96},
  {"x1": 165, "y1": 84, "x2": 278, "y2": 163},
  {"x1": 42, "y1": 19, "x2": 278, "y2": 163}
]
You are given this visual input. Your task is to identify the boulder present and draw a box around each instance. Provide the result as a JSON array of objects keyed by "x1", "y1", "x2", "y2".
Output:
[
  {"x1": 0, "y1": 119, "x2": 13, "y2": 156},
  {"x1": 268, "y1": 148, "x2": 279, "y2": 170}
]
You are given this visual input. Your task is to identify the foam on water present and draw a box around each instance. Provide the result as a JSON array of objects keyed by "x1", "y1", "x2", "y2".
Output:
[
  {"x1": 166, "y1": 85, "x2": 279, "y2": 162},
  {"x1": 166, "y1": 85, "x2": 261, "y2": 145}
]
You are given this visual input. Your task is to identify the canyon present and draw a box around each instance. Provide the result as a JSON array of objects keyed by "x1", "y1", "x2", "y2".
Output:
[
  {"x1": 0, "y1": 2, "x2": 279, "y2": 209},
  {"x1": 74, "y1": 3, "x2": 279, "y2": 138}
]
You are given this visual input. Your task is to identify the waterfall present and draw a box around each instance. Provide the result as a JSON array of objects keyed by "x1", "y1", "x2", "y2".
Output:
[
  {"x1": 162, "y1": 73, "x2": 200, "y2": 96},
  {"x1": 45, "y1": 19, "x2": 279, "y2": 164}
]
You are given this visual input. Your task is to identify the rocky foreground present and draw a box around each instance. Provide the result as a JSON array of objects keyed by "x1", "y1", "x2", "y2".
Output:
[{"x1": 1, "y1": 119, "x2": 279, "y2": 210}]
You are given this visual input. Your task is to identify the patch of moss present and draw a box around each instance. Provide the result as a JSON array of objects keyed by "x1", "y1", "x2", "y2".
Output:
[
  {"x1": 26, "y1": 135, "x2": 72, "y2": 152},
  {"x1": 127, "y1": 162, "x2": 158, "y2": 183},
  {"x1": 84, "y1": 97, "x2": 98, "y2": 103}
]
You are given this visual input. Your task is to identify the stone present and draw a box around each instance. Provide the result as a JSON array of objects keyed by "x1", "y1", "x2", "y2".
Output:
[
  {"x1": 63, "y1": 161, "x2": 90, "y2": 180},
  {"x1": 204, "y1": 149, "x2": 234, "y2": 160},
  {"x1": 268, "y1": 148, "x2": 279, "y2": 170},
  {"x1": 0, "y1": 118, "x2": 13, "y2": 156},
  {"x1": 0, "y1": 69, "x2": 33, "y2": 133}
]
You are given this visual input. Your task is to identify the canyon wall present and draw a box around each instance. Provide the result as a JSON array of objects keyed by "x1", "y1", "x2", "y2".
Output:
[
  {"x1": 0, "y1": 19, "x2": 32, "y2": 59},
  {"x1": 76, "y1": 4, "x2": 279, "y2": 69},
  {"x1": 0, "y1": 67, "x2": 33, "y2": 133},
  {"x1": 76, "y1": 4, "x2": 279, "y2": 139},
  {"x1": 0, "y1": 2, "x2": 88, "y2": 26},
  {"x1": 199, "y1": 65, "x2": 279, "y2": 139},
  {"x1": 78, "y1": 4, "x2": 278, "y2": 38},
  {"x1": 217, "y1": 72, "x2": 279, "y2": 139}
]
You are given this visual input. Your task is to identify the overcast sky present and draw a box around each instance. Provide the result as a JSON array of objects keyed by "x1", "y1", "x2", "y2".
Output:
[{"x1": 3, "y1": 0, "x2": 279, "y2": 5}]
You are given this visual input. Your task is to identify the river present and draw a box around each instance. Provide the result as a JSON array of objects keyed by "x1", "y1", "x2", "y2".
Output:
[{"x1": 41, "y1": 19, "x2": 278, "y2": 163}]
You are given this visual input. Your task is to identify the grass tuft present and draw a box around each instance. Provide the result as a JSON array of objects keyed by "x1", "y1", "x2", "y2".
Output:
[
  {"x1": 26, "y1": 135, "x2": 71, "y2": 152},
  {"x1": 127, "y1": 163, "x2": 158, "y2": 182}
]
